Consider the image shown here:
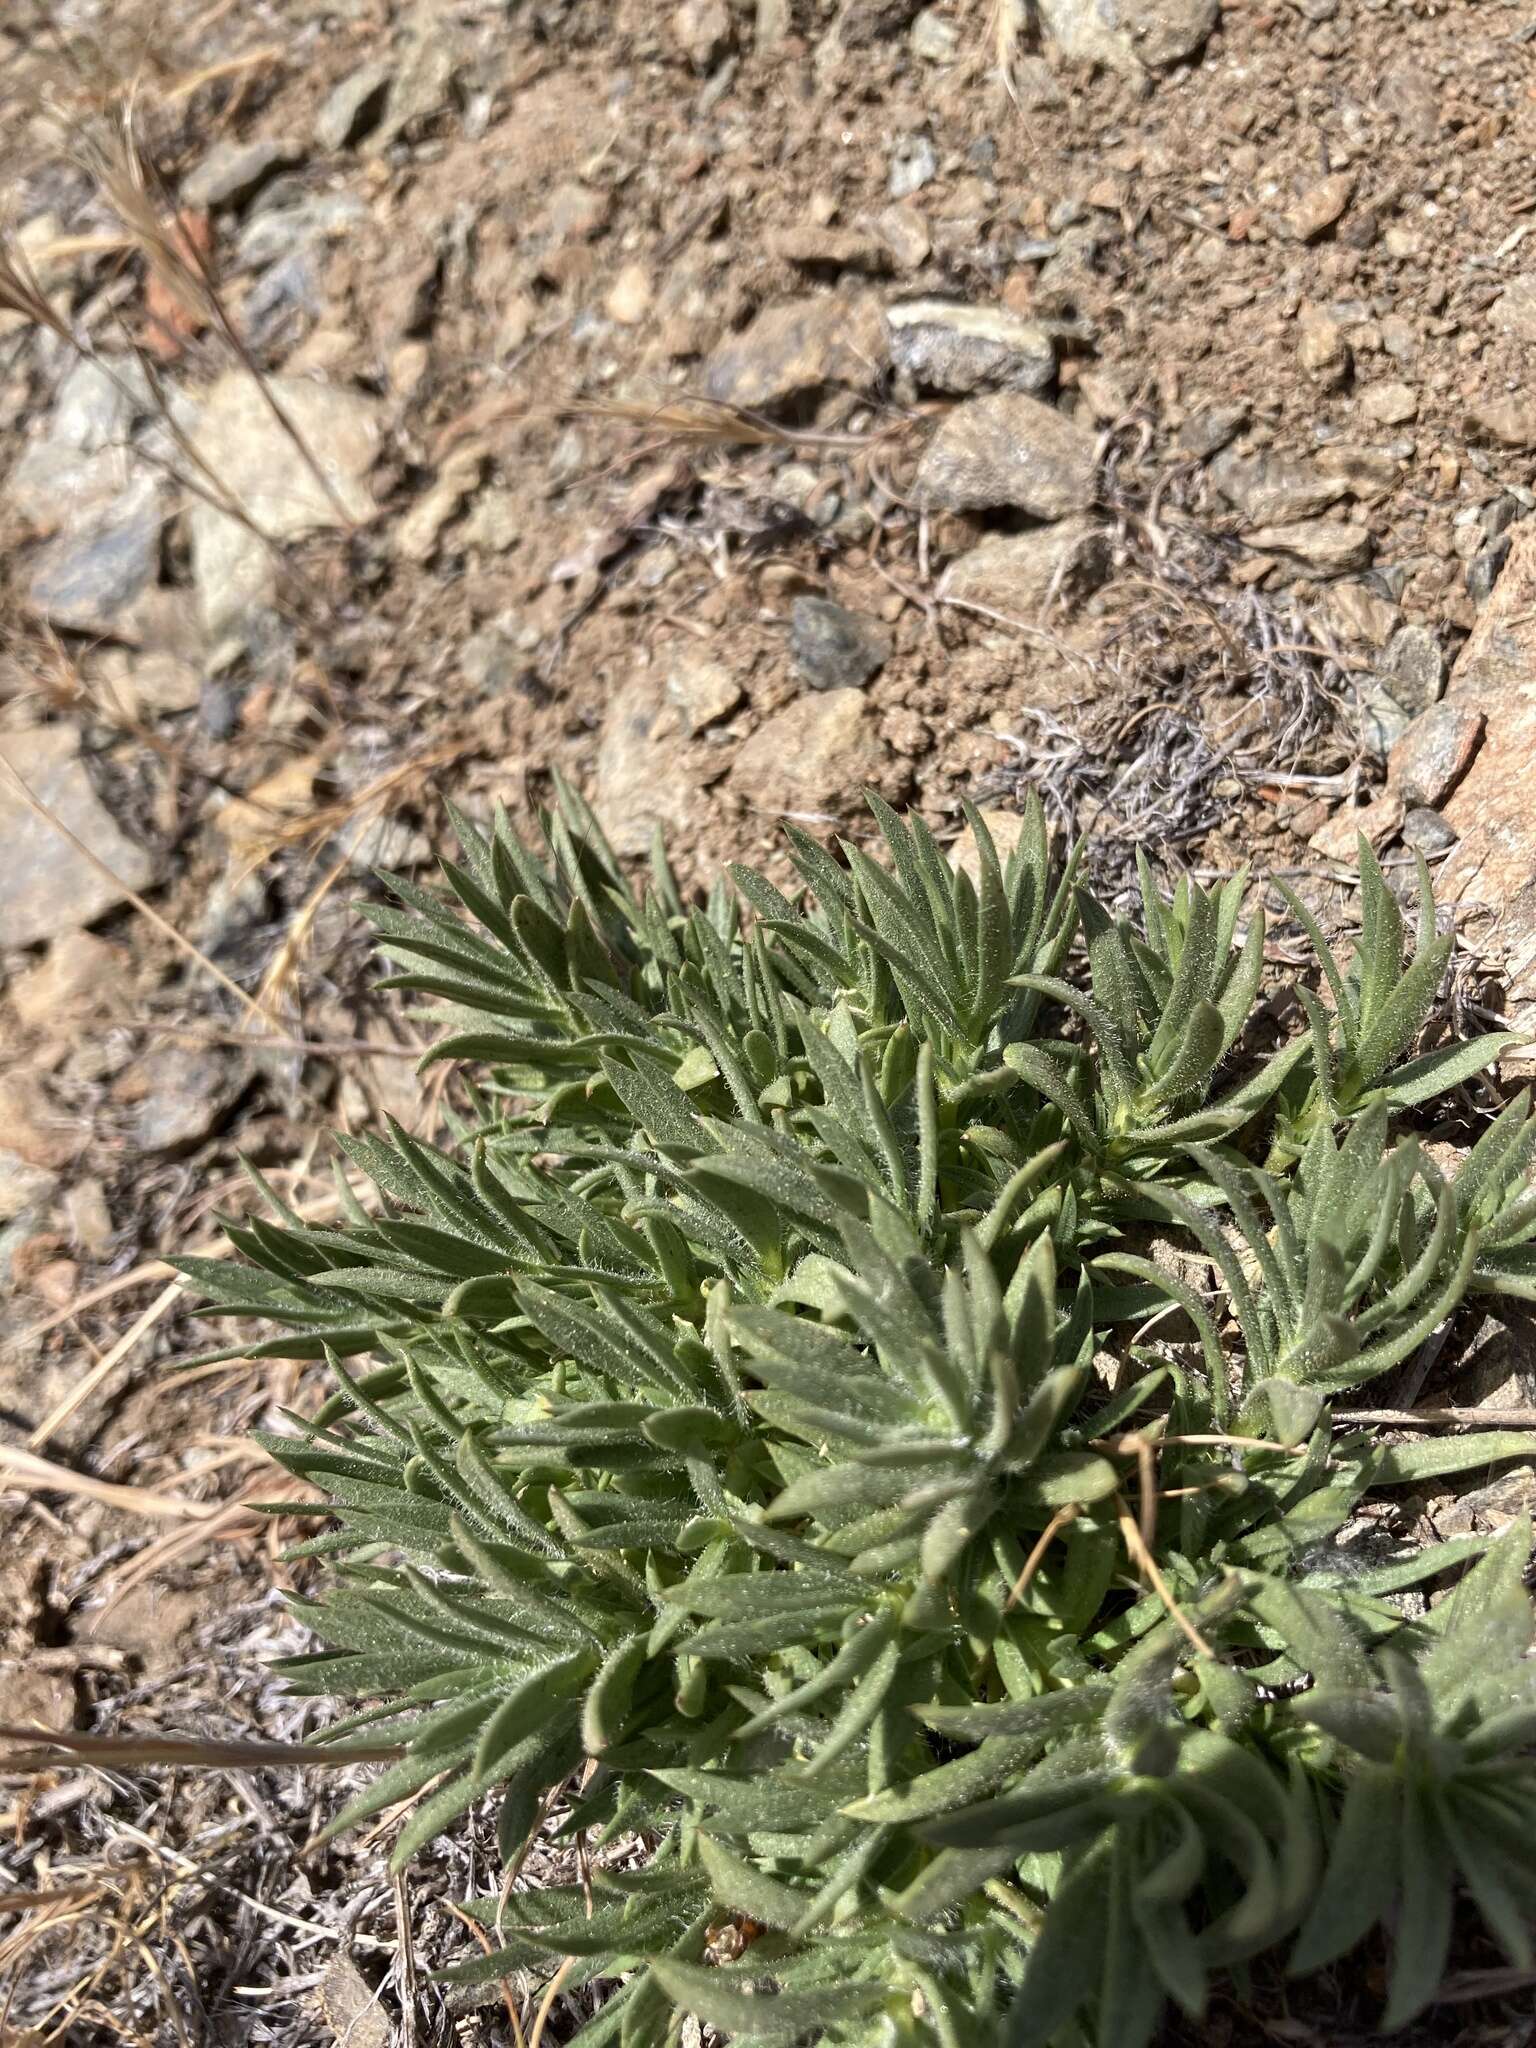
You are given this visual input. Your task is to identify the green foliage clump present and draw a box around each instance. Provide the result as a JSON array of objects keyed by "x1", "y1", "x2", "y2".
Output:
[{"x1": 189, "y1": 785, "x2": 1536, "y2": 2046}]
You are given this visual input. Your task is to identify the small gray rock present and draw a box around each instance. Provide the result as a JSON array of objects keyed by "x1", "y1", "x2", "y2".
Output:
[
  {"x1": 1380, "y1": 623, "x2": 1445, "y2": 714},
  {"x1": 1468, "y1": 536, "x2": 1512, "y2": 605},
  {"x1": 183, "y1": 139, "x2": 298, "y2": 211},
  {"x1": 314, "y1": 61, "x2": 394, "y2": 152},
  {"x1": 790, "y1": 597, "x2": 892, "y2": 691},
  {"x1": 1480, "y1": 494, "x2": 1523, "y2": 542},
  {"x1": 915, "y1": 392, "x2": 1099, "y2": 517},
  {"x1": 1400, "y1": 807, "x2": 1458, "y2": 856},
  {"x1": 1209, "y1": 446, "x2": 1345, "y2": 524},
  {"x1": 1177, "y1": 402, "x2": 1249, "y2": 460},
  {"x1": 889, "y1": 134, "x2": 938, "y2": 200},
  {"x1": 52, "y1": 356, "x2": 147, "y2": 452},
  {"x1": 1356, "y1": 683, "x2": 1413, "y2": 760},
  {"x1": 887, "y1": 300, "x2": 1056, "y2": 396},
  {"x1": 0, "y1": 725, "x2": 156, "y2": 948},
  {"x1": 133, "y1": 1047, "x2": 243, "y2": 1157},
  {"x1": 26, "y1": 473, "x2": 163, "y2": 634}
]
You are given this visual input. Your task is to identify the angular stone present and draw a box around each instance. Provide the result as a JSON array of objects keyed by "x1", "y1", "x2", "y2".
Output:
[
  {"x1": 1360, "y1": 380, "x2": 1417, "y2": 426},
  {"x1": 1177, "y1": 402, "x2": 1249, "y2": 460},
  {"x1": 1379, "y1": 623, "x2": 1446, "y2": 714},
  {"x1": 592, "y1": 677, "x2": 702, "y2": 857},
  {"x1": 1387, "y1": 704, "x2": 1484, "y2": 809},
  {"x1": 664, "y1": 650, "x2": 742, "y2": 734},
  {"x1": 915, "y1": 393, "x2": 1098, "y2": 517},
  {"x1": 1467, "y1": 398, "x2": 1536, "y2": 451},
  {"x1": 874, "y1": 204, "x2": 931, "y2": 272},
  {"x1": 1209, "y1": 446, "x2": 1345, "y2": 524},
  {"x1": 1035, "y1": 0, "x2": 1217, "y2": 75},
  {"x1": 1284, "y1": 172, "x2": 1354, "y2": 243},
  {"x1": 940, "y1": 515, "x2": 1110, "y2": 615},
  {"x1": 887, "y1": 301, "x2": 1055, "y2": 396},
  {"x1": 132, "y1": 1046, "x2": 243, "y2": 1155},
  {"x1": 730, "y1": 690, "x2": 886, "y2": 812},
  {"x1": 703, "y1": 295, "x2": 886, "y2": 410},
  {"x1": 790, "y1": 598, "x2": 891, "y2": 691},
  {"x1": 1321, "y1": 580, "x2": 1399, "y2": 648},
  {"x1": 1400, "y1": 807, "x2": 1457, "y2": 856},
  {"x1": 187, "y1": 373, "x2": 379, "y2": 640},
  {"x1": 182, "y1": 139, "x2": 298, "y2": 210},
  {"x1": 0, "y1": 726, "x2": 155, "y2": 948},
  {"x1": 1241, "y1": 519, "x2": 1373, "y2": 578},
  {"x1": 26, "y1": 473, "x2": 163, "y2": 635}
]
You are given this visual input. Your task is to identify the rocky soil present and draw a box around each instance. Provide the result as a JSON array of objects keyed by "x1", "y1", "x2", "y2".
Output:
[{"x1": 3, "y1": 0, "x2": 1536, "y2": 2041}]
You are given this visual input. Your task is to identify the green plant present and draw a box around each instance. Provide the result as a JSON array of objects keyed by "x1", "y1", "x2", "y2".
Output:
[{"x1": 188, "y1": 789, "x2": 1536, "y2": 2047}]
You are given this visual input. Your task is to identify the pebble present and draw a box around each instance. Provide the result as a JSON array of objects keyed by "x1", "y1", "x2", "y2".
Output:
[
  {"x1": 187, "y1": 373, "x2": 379, "y2": 641},
  {"x1": 1321, "y1": 579, "x2": 1400, "y2": 648},
  {"x1": 1360, "y1": 381, "x2": 1418, "y2": 426},
  {"x1": 593, "y1": 677, "x2": 702, "y2": 857},
  {"x1": 665, "y1": 651, "x2": 742, "y2": 734},
  {"x1": 886, "y1": 300, "x2": 1055, "y2": 396},
  {"x1": 1387, "y1": 704, "x2": 1484, "y2": 809},
  {"x1": 0, "y1": 726, "x2": 155, "y2": 949},
  {"x1": 1035, "y1": 0, "x2": 1217, "y2": 74},
  {"x1": 939, "y1": 514, "x2": 1111, "y2": 615},
  {"x1": 789, "y1": 597, "x2": 892, "y2": 691},
  {"x1": 1467, "y1": 399, "x2": 1536, "y2": 452},
  {"x1": 910, "y1": 8, "x2": 960, "y2": 60},
  {"x1": 1284, "y1": 172, "x2": 1355, "y2": 244},
  {"x1": 314, "y1": 61, "x2": 395, "y2": 151},
  {"x1": 1177, "y1": 402, "x2": 1249, "y2": 460},
  {"x1": 1379, "y1": 623, "x2": 1446, "y2": 714},
  {"x1": 182, "y1": 139, "x2": 298, "y2": 211},
  {"x1": 768, "y1": 226, "x2": 889, "y2": 274},
  {"x1": 1309, "y1": 791, "x2": 1405, "y2": 860},
  {"x1": 672, "y1": 0, "x2": 733, "y2": 67},
  {"x1": 1241, "y1": 519, "x2": 1373, "y2": 578},
  {"x1": 703, "y1": 294, "x2": 886, "y2": 409},
  {"x1": 730, "y1": 689, "x2": 887, "y2": 812},
  {"x1": 1400, "y1": 807, "x2": 1458, "y2": 856},
  {"x1": 460, "y1": 488, "x2": 520, "y2": 552},
  {"x1": 132, "y1": 1047, "x2": 243, "y2": 1156},
  {"x1": 1468, "y1": 537, "x2": 1511, "y2": 605},
  {"x1": 1209, "y1": 447, "x2": 1344, "y2": 524},
  {"x1": 874, "y1": 204, "x2": 931, "y2": 273},
  {"x1": 26, "y1": 472, "x2": 164, "y2": 635},
  {"x1": 1356, "y1": 683, "x2": 1411, "y2": 759},
  {"x1": 915, "y1": 392, "x2": 1098, "y2": 517},
  {"x1": 605, "y1": 262, "x2": 653, "y2": 325},
  {"x1": 888, "y1": 135, "x2": 938, "y2": 201}
]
